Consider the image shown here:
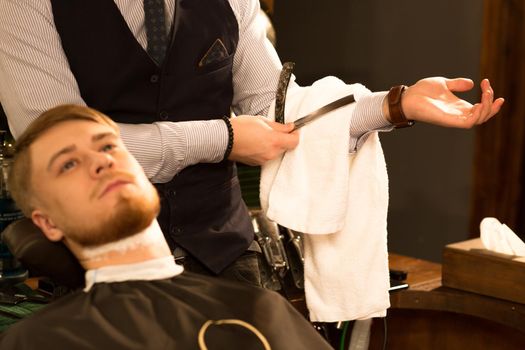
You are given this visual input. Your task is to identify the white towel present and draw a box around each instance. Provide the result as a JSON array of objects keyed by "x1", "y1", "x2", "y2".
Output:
[{"x1": 260, "y1": 76, "x2": 390, "y2": 322}]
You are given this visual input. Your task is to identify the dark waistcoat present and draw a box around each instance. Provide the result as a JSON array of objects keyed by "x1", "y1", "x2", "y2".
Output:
[{"x1": 51, "y1": 0, "x2": 254, "y2": 273}]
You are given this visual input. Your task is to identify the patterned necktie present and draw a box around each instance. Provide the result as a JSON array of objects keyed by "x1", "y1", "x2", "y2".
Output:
[{"x1": 143, "y1": 0, "x2": 168, "y2": 65}]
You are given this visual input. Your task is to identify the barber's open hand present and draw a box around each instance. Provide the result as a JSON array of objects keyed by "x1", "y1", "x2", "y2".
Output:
[
  {"x1": 228, "y1": 115, "x2": 299, "y2": 166},
  {"x1": 397, "y1": 77, "x2": 504, "y2": 128}
]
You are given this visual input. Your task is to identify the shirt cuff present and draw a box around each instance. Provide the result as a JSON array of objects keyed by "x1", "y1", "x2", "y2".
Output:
[{"x1": 349, "y1": 91, "x2": 394, "y2": 153}]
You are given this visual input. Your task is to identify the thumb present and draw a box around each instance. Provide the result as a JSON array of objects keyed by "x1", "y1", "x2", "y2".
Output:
[
  {"x1": 446, "y1": 78, "x2": 474, "y2": 92},
  {"x1": 264, "y1": 119, "x2": 295, "y2": 133}
]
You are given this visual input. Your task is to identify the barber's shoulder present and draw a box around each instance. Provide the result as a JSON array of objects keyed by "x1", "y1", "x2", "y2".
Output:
[
  {"x1": 5, "y1": 0, "x2": 54, "y2": 19},
  {"x1": 227, "y1": 0, "x2": 258, "y2": 27}
]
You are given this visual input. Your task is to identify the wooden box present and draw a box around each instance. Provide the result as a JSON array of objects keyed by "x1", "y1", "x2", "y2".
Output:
[{"x1": 442, "y1": 238, "x2": 525, "y2": 304}]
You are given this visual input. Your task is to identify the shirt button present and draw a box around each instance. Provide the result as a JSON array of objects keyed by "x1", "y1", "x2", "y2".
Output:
[
  {"x1": 170, "y1": 190, "x2": 176, "y2": 197},
  {"x1": 150, "y1": 74, "x2": 159, "y2": 83},
  {"x1": 159, "y1": 111, "x2": 169, "y2": 120}
]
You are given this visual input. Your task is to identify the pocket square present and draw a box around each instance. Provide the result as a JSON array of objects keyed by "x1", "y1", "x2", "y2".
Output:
[{"x1": 198, "y1": 38, "x2": 229, "y2": 67}]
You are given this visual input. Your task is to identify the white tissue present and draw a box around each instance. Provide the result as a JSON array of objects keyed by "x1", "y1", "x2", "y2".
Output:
[{"x1": 480, "y1": 217, "x2": 525, "y2": 256}]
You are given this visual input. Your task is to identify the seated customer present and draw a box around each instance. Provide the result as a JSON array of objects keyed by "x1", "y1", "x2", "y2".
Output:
[{"x1": 0, "y1": 105, "x2": 331, "y2": 350}]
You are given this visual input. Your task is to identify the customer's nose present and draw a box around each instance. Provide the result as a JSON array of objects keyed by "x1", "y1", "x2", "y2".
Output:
[{"x1": 90, "y1": 152, "x2": 114, "y2": 176}]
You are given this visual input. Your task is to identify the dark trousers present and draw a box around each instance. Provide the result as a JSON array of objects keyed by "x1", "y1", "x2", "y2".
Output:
[{"x1": 176, "y1": 251, "x2": 263, "y2": 288}]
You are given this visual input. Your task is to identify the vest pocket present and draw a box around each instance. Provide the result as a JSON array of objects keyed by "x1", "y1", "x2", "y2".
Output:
[{"x1": 197, "y1": 54, "x2": 234, "y2": 75}]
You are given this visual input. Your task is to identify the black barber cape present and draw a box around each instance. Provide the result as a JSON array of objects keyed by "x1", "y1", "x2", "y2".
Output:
[{"x1": 0, "y1": 272, "x2": 331, "y2": 349}]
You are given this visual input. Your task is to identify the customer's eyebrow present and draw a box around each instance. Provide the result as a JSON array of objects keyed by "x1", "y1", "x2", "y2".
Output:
[
  {"x1": 47, "y1": 145, "x2": 76, "y2": 171},
  {"x1": 92, "y1": 132, "x2": 117, "y2": 142}
]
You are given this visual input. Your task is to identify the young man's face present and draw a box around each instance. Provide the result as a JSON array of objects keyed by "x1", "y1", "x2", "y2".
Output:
[{"x1": 29, "y1": 120, "x2": 159, "y2": 247}]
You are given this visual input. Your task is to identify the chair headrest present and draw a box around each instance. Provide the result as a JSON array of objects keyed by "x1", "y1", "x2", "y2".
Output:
[{"x1": 2, "y1": 218, "x2": 85, "y2": 289}]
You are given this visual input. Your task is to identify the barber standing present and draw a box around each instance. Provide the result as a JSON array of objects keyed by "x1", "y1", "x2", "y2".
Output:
[{"x1": 0, "y1": 0, "x2": 503, "y2": 286}]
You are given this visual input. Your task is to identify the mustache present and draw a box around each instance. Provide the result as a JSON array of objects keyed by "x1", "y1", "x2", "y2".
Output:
[{"x1": 90, "y1": 170, "x2": 137, "y2": 200}]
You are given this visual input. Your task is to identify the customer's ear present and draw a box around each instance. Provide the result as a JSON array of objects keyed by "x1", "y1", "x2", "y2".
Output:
[{"x1": 31, "y1": 210, "x2": 64, "y2": 242}]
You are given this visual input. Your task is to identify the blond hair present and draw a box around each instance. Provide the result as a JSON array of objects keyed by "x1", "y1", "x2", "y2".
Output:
[{"x1": 8, "y1": 105, "x2": 118, "y2": 216}]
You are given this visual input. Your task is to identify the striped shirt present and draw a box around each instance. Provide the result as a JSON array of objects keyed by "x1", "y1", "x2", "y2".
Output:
[{"x1": 0, "y1": 0, "x2": 391, "y2": 184}]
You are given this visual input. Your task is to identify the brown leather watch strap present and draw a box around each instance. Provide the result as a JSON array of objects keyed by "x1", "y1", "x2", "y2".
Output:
[{"x1": 387, "y1": 85, "x2": 414, "y2": 128}]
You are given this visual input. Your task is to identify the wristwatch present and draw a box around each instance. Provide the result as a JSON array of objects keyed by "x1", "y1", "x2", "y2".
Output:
[{"x1": 387, "y1": 85, "x2": 414, "y2": 128}]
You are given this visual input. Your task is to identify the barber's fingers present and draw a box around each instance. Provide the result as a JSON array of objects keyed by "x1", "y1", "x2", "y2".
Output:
[
  {"x1": 470, "y1": 83, "x2": 492, "y2": 123},
  {"x1": 474, "y1": 79, "x2": 505, "y2": 124},
  {"x1": 277, "y1": 130, "x2": 299, "y2": 150},
  {"x1": 491, "y1": 98, "x2": 505, "y2": 116},
  {"x1": 445, "y1": 78, "x2": 474, "y2": 92},
  {"x1": 478, "y1": 97, "x2": 505, "y2": 124},
  {"x1": 481, "y1": 84, "x2": 495, "y2": 121},
  {"x1": 482, "y1": 78, "x2": 494, "y2": 96},
  {"x1": 480, "y1": 79, "x2": 504, "y2": 122},
  {"x1": 258, "y1": 118, "x2": 299, "y2": 149},
  {"x1": 470, "y1": 99, "x2": 505, "y2": 126}
]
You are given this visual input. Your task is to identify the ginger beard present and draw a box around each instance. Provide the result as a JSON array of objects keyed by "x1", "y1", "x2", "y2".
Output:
[{"x1": 58, "y1": 171, "x2": 160, "y2": 248}]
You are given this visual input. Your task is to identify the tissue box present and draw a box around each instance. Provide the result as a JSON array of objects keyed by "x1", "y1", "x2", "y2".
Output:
[{"x1": 442, "y1": 238, "x2": 525, "y2": 304}]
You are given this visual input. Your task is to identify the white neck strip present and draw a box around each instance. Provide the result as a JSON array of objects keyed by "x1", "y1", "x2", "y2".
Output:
[
  {"x1": 84, "y1": 255, "x2": 183, "y2": 292},
  {"x1": 79, "y1": 220, "x2": 166, "y2": 260}
]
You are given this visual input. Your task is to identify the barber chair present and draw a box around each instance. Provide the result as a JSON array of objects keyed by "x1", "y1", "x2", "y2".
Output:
[
  {"x1": 0, "y1": 207, "x2": 28, "y2": 289},
  {"x1": 2, "y1": 214, "x2": 303, "y2": 296},
  {"x1": 0, "y1": 125, "x2": 55, "y2": 305},
  {"x1": 2, "y1": 218, "x2": 85, "y2": 291},
  {"x1": 3, "y1": 213, "x2": 303, "y2": 298},
  {"x1": 250, "y1": 211, "x2": 304, "y2": 291}
]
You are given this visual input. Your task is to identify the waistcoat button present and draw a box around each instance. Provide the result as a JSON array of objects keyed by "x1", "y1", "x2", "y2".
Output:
[
  {"x1": 170, "y1": 227, "x2": 183, "y2": 235},
  {"x1": 159, "y1": 111, "x2": 169, "y2": 120}
]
